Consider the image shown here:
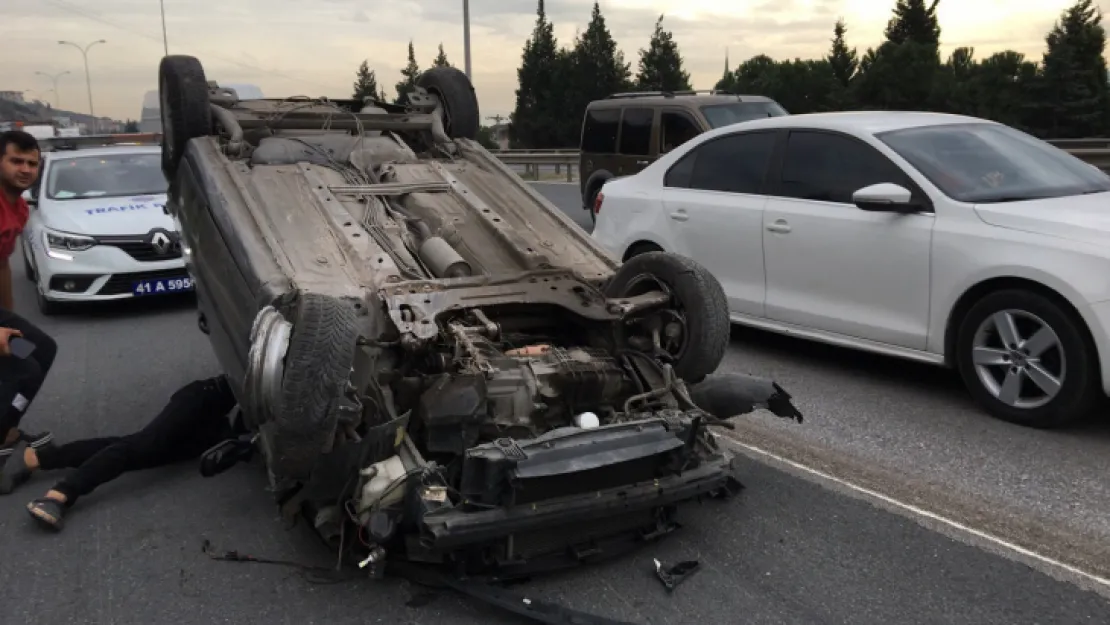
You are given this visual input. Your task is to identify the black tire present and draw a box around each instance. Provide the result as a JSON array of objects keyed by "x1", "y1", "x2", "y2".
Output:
[
  {"x1": 21, "y1": 240, "x2": 35, "y2": 282},
  {"x1": 605, "y1": 252, "x2": 730, "y2": 383},
  {"x1": 158, "y1": 55, "x2": 212, "y2": 179},
  {"x1": 955, "y1": 289, "x2": 1101, "y2": 428},
  {"x1": 270, "y1": 293, "x2": 360, "y2": 480},
  {"x1": 36, "y1": 289, "x2": 61, "y2": 316},
  {"x1": 416, "y1": 66, "x2": 479, "y2": 140}
]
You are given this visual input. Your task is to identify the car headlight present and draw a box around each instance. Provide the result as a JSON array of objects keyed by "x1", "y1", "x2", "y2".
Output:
[{"x1": 43, "y1": 229, "x2": 95, "y2": 253}]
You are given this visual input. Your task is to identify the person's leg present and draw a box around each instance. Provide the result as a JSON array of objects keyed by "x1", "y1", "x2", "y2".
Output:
[
  {"x1": 0, "y1": 307, "x2": 58, "y2": 454},
  {"x1": 0, "y1": 434, "x2": 121, "y2": 494},
  {"x1": 25, "y1": 375, "x2": 239, "y2": 530}
]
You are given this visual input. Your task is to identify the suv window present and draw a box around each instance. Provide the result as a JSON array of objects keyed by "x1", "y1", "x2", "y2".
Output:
[
  {"x1": 778, "y1": 131, "x2": 909, "y2": 204},
  {"x1": 660, "y1": 111, "x2": 700, "y2": 154},
  {"x1": 664, "y1": 131, "x2": 776, "y2": 194},
  {"x1": 581, "y1": 108, "x2": 620, "y2": 154},
  {"x1": 618, "y1": 108, "x2": 653, "y2": 156}
]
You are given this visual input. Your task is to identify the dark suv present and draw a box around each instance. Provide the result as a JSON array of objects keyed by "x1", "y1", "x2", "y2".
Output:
[{"x1": 578, "y1": 91, "x2": 788, "y2": 221}]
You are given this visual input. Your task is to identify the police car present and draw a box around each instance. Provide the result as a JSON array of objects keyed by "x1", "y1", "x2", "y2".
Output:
[{"x1": 21, "y1": 134, "x2": 192, "y2": 314}]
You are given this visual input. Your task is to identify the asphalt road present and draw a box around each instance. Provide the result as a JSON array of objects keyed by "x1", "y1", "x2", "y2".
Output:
[{"x1": 0, "y1": 183, "x2": 1107, "y2": 624}]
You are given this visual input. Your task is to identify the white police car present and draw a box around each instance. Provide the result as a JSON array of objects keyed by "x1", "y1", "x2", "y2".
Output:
[{"x1": 20, "y1": 134, "x2": 192, "y2": 314}]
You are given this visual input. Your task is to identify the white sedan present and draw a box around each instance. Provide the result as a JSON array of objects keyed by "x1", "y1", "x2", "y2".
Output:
[
  {"x1": 21, "y1": 140, "x2": 192, "y2": 314},
  {"x1": 591, "y1": 111, "x2": 1110, "y2": 428}
]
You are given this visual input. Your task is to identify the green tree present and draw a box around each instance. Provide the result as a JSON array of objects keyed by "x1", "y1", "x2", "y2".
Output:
[
  {"x1": 352, "y1": 60, "x2": 381, "y2": 101},
  {"x1": 569, "y1": 2, "x2": 632, "y2": 103},
  {"x1": 883, "y1": 0, "x2": 941, "y2": 47},
  {"x1": 394, "y1": 40, "x2": 421, "y2": 104},
  {"x1": 123, "y1": 119, "x2": 139, "y2": 133},
  {"x1": 854, "y1": 1, "x2": 942, "y2": 110},
  {"x1": 1036, "y1": 0, "x2": 1110, "y2": 137},
  {"x1": 510, "y1": 1, "x2": 566, "y2": 148},
  {"x1": 635, "y1": 15, "x2": 692, "y2": 91},
  {"x1": 828, "y1": 18, "x2": 859, "y2": 88},
  {"x1": 432, "y1": 43, "x2": 451, "y2": 68}
]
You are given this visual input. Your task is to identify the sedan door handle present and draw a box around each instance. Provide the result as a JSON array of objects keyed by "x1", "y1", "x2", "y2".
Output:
[
  {"x1": 670, "y1": 209, "x2": 688, "y2": 222},
  {"x1": 766, "y1": 219, "x2": 791, "y2": 234}
]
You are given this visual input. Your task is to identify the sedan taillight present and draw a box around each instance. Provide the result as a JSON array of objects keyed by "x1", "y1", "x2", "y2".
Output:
[{"x1": 594, "y1": 192, "x2": 604, "y2": 214}]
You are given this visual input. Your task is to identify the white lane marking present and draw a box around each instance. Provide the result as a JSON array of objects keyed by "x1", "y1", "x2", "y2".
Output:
[{"x1": 719, "y1": 436, "x2": 1110, "y2": 590}]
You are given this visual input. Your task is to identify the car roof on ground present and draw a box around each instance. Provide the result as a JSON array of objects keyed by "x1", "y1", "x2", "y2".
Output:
[{"x1": 720, "y1": 110, "x2": 996, "y2": 136}]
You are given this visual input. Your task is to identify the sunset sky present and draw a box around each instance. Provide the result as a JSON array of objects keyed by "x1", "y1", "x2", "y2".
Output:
[{"x1": 1, "y1": 0, "x2": 1103, "y2": 122}]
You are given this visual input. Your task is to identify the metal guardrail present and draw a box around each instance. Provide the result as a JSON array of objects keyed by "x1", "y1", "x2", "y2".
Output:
[{"x1": 490, "y1": 138, "x2": 1110, "y2": 178}]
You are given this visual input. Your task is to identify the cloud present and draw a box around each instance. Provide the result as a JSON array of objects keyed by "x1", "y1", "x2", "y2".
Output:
[{"x1": 0, "y1": 0, "x2": 1101, "y2": 121}]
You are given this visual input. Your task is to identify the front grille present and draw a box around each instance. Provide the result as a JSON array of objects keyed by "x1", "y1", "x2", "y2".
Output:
[
  {"x1": 95, "y1": 235, "x2": 182, "y2": 262},
  {"x1": 98, "y1": 269, "x2": 191, "y2": 295}
]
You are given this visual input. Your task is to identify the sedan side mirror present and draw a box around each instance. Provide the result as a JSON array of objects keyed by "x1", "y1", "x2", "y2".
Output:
[
  {"x1": 21, "y1": 190, "x2": 36, "y2": 209},
  {"x1": 852, "y1": 183, "x2": 922, "y2": 213}
]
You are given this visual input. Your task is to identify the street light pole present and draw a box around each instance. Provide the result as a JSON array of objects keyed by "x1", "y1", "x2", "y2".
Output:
[
  {"x1": 35, "y1": 70, "x2": 70, "y2": 109},
  {"x1": 160, "y1": 0, "x2": 168, "y2": 56},
  {"x1": 463, "y1": 0, "x2": 471, "y2": 80},
  {"x1": 58, "y1": 39, "x2": 106, "y2": 131}
]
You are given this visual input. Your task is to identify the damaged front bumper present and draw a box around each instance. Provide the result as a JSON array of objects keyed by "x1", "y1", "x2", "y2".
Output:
[{"x1": 400, "y1": 415, "x2": 741, "y2": 572}]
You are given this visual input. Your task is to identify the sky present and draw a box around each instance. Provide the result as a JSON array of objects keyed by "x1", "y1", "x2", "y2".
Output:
[{"x1": 1, "y1": 0, "x2": 1104, "y2": 122}]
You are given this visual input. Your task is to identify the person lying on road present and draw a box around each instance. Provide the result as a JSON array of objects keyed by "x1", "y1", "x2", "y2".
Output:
[
  {"x1": 0, "y1": 130, "x2": 58, "y2": 458},
  {"x1": 0, "y1": 374, "x2": 254, "y2": 531}
]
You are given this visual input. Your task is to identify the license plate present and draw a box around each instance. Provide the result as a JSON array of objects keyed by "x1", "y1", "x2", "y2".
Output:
[{"x1": 132, "y1": 276, "x2": 194, "y2": 296}]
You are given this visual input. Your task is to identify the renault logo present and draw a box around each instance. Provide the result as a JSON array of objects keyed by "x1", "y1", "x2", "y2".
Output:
[{"x1": 147, "y1": 229, "x2": 177, "y2": 256}]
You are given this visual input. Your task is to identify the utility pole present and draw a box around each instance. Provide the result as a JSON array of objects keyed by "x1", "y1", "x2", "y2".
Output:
[
  {"x1": 58, "y1": 39, "x2": 106, "y2": 131},
  {"x1": 35, "y1": 70, "x2": 70, "y2": 109},
  {"x1": 463, "y1": 0, "x2": 472, "y2": 79},
  {"x1": 160, "y1": 0, "x2": 169, "y2": 56},
  {"x1": 487, "y1": 114, "x2": 505, "y2": 125}
]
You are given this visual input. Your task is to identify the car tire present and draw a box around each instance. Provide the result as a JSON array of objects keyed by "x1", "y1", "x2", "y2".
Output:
[
  {"x1": 271, "y1": 292, "x2": 360, "y2": 480},
  {"x1": 21, "y1": 241, "x2": 35, "y2": 282},
  {"x1": 955, "y1": 288, "x2": 1101, "y2": 428},
  {"x1": 158, "y1": 55, "x2": 212, "y2": 180},
  {"x1": 36, "y1": 288, "x2": 61, "y2": 316},
  {"x1": 416, "y1": 66, "x2": 479, "y2": 140},
  {"x1": 605, "y1": 251, "x2": 730, "y2": 383}
]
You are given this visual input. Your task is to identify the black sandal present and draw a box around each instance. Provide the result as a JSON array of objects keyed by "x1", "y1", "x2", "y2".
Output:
[{"x1": 26, "y1": 497, "x2": 66, "y2": 531}]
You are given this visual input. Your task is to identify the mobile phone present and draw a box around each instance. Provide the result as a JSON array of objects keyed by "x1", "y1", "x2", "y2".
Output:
[{"x1": 9, "y1": 337, "x2": 35, "y2": 359}]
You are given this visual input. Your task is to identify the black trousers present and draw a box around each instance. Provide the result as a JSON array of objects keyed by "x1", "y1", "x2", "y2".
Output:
[
  {"x1": 35, "y1": 375, "x2": 238, "y2": 504},
  {"x1": 0, "y1": 308, "x2": 58, "y2": 440}
]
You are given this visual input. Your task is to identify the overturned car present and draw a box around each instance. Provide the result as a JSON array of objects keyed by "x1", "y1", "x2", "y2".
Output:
[{"x1": 159, "y1": 55, "x2": 801, "y2": 582}]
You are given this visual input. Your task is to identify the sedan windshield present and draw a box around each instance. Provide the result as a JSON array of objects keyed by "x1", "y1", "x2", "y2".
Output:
[
  {"x1": 701, "y1": 101, "x2": 789, "y2": 128},
  {"x1": 876, "y1": 123, "x2": 1110, "y2": 203},
  {"x1": 46, "y1": 152, "x2": 166, "y2": 200}
]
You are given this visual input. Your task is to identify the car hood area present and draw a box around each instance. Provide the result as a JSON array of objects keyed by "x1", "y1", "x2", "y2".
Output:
[
  {"x1": 36, "y1": 194, "x2": 172, "y2": 237},
  {"x1": 973, "y1": 192, "x2": 1110, "y2": 246}
]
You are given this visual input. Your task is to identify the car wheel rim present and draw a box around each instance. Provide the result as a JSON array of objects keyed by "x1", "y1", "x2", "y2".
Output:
[
  {"x1": 621, "y1": 273, "x2": 689, "y2": 363},
  {"x1": 972, "y1": 309, "x2": 1065, "y2": 409}
]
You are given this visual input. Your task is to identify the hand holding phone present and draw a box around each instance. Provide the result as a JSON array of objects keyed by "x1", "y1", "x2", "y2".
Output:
[
  {"x1": 0, "y1": 327, "x2": 23, "y2": 357},
  {"x1": 8, "y1": 337, "x2": 35, "y2": 359}
]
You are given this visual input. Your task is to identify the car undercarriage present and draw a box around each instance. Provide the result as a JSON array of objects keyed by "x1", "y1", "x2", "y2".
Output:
[{"x1": 158, "y1": 54, "x2": 803, "y2": 615}]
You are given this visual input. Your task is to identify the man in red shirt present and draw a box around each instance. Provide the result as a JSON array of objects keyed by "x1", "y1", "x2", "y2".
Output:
[{"x1": 0, "y1": 130, "x2": 57, "y2": 459}]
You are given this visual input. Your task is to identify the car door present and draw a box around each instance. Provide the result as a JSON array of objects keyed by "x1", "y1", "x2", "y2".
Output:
[
  {"x1": 659, "y1": 129, "x2": 778, "y2": 318},
  {"x1": 615, "y1": 106, "x2": 656, "y2": 177},
  {"x1": 761, "y1": 129, "x2": 935, "y2": 350}
]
